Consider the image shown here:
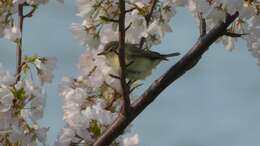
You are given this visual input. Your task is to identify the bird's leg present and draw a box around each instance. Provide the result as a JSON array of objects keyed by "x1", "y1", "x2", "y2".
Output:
[
  {"x1": 127, "y1": 79, "x2": 142, "y2": 93},
  {"x1": 127, "y1": 80, "x2": 134, "y2": 86},
  {"x1": 130, "y1": 83, "x2": 143, "y2": 93}
]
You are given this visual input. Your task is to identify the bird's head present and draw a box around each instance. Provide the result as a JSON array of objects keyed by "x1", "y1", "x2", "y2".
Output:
[{"x1": 98, "y1": 41, "x2": 119, "y2": 56}]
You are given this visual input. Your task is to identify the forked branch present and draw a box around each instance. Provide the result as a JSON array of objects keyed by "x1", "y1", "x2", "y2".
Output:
[{"x1": 93, "y1": 12, "x2": 239, "y2": 146}]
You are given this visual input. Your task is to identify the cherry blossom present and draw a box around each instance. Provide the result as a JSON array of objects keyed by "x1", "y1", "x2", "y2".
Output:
[{"x1": 3, "y1": 25, "x2": 21, "y2": 42}]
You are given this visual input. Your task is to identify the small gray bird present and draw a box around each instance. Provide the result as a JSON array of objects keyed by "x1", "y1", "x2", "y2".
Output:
[{"x1": 98, "y1": 41, "x2": 180, "y2": 81}]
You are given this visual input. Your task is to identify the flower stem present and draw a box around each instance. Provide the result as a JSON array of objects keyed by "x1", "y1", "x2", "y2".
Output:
[{"x1": 16, "y1": 4, "x2": 24, "y2": 82}]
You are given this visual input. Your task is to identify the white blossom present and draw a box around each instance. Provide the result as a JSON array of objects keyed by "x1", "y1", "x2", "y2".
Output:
[
  {"x1": 34, "y1": 125, "x2": 49, "y2": 145},
  {"x1": 0, "y1": 64, "x2": 15, "y2": 86},
  {"x1": 71, "y1": 23, "x2": 100, "y2": 49},
  {"x1": 0, "y1": 87, "x2": 14, "y2": 112},
  {"x1": 34, "y1": 57, "x2": 56, "y2": 84},
  {"x1": 54, "y1": 128, "x2": 76, "y2": 146},
  {"x1": 121, "y1": 134, "x2": 139, "y2": 146},
  {"x1": 82, "y1": 101, "x2": 116, "y2": 126},
  {"x1": 3, "y1": 26, "x2": 21, "y2": 42}
]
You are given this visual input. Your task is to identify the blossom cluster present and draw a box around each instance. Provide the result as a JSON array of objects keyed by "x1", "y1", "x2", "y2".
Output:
[
  {"x1": 0, "y1": 0, "x2": 20, "y2": 42},
  {"x1": 176, "y1": 0, "x2": 260, "y2": 63},
  {"x1": 72, "y1": 0, "x2": 176, "y2": 48},
  {"x1": 55, "y1": 76, "x2": 138, "y2": 146},
  {"x1": 23, "y1": 55, "x2": 57, "y2": 84},
  {"x1": 0, "y1": 57, "x2": 55, "y2": 146},
  {"x1": 56, "y1": 0, "x2": 178, "y2": 145},
  {"x1": 61, "y1": 0, "x2": 260, "y2": 145},
  {"x1": 0, "y1": 1, "x2": 57, "y2": 145}
]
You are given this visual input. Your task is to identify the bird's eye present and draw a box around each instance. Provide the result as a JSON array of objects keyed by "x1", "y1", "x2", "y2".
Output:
[{"x1": 112, "y1": 49, "x2": 119, "y2": 55}]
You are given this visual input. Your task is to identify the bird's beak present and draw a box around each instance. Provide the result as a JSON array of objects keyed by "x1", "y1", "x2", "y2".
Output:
[{"x1": 97, "y1": 51, "x2": 106, "y2": 56}]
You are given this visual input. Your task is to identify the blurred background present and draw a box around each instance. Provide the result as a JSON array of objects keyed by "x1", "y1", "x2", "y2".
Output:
[{"x1": 0, "y1": 1, "x2": 260, "y2": 146}]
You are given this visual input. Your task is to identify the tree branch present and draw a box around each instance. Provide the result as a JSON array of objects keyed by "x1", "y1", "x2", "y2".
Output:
[
  {"x1": 93, "y1": 12, "x2": 239, "y2": 146},
  {"x1": 118, "y1": 0, "x2": 131, "y2": 115},
  {"x1": 133, "y1": 12, "x2": 239, "y2": 115}
]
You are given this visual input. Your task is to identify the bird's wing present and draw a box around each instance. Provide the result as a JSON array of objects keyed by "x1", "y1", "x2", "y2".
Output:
[{"x1": 128, "y1": 45, "x2": 168, "y2": 60}]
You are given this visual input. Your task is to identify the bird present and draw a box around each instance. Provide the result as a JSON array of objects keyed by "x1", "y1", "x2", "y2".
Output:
[{"x1": 98, "y1": 41, "x2": 180, "y2": 81}]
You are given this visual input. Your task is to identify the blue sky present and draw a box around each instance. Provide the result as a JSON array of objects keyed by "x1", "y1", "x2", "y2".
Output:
[{"x1": 0, "y1": 1, "x2": 260, "y2": 146}]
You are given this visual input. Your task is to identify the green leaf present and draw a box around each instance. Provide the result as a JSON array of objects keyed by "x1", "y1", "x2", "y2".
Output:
[
  {"x1": 11, "y1": 87, "x2": 26, "y2": 100},
  {"x1": 22, "y1": 64, "x2": 30, "y2": 74},
  {"x1": 99, "y1": 16, "x2": 114, "y2": 24},
  {"x1": 89, "y1": 120, "x2": 102, "y2": 138},
  {"x1": 24, "y1": 55, "x2": 38, "y2": 63}
]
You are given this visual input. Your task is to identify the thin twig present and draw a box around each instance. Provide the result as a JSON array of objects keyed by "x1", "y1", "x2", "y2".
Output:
[
  {"x1": 198, "y1": 12, "x2": 206, "y2": 37},
  {"x1": 109, "y1": 74, "x2": 121, "y2": 80},
  {"x1": 15, "y1": 4, "x2": 24, "y2": 82},
  {"x1": 23, "y1": 6, "x2": 37, "y2": 18},
  {"x1": 15, "y1": 4, "x2": 37, "y2": 82},
  {"x1": 224, "y1": 31, "x2": 248, "y2": 37},
  {"x1": 145, "y1": 0, "x2": 158, "y2": 25},
  {"x1": 125, "y1": 22, "x2": 132, "y2": 31},
  {"x1": 138, "y1": 0, "x2": 158, "y2": 49}
]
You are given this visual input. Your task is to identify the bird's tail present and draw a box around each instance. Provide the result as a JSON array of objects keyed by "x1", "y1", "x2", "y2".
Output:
[{"x1": 161, "y1": 52, "x2": 181, "y2": 58}]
